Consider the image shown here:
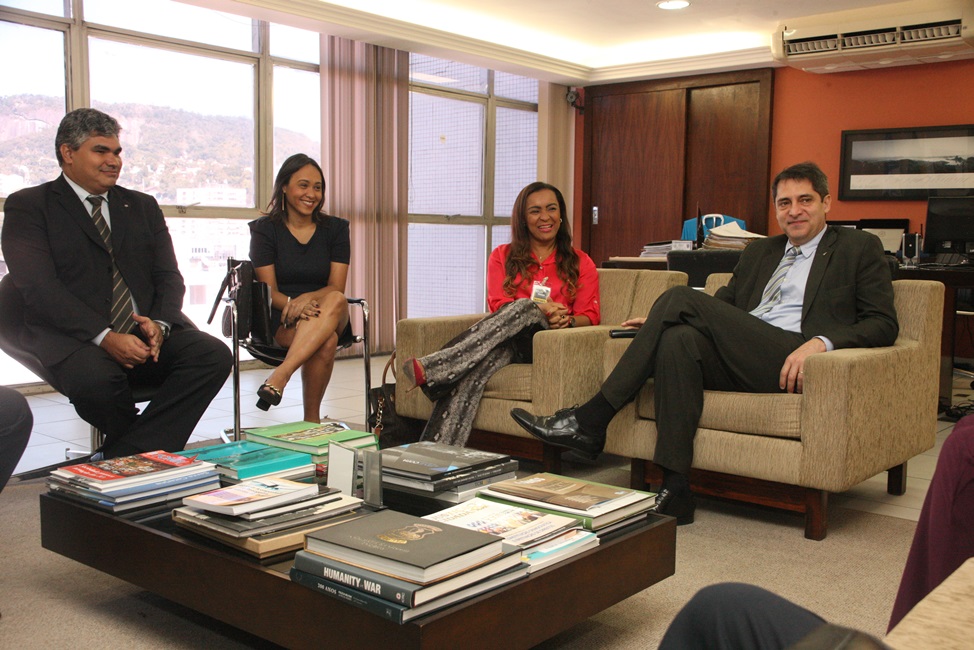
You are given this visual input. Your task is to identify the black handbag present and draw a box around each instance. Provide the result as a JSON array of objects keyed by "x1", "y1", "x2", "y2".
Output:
[
  {"x1": 368, "y1": 351, "x2": 424, "y2": 449},
  {"x1": 211, "y1": 259, "x2": 274, "y2": 344}
]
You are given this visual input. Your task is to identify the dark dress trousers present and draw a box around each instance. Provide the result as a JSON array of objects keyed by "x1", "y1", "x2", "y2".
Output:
[
  {"x1": 601, "y1": 226, "x2": 899, "y2": 473},
  {"x1": 1, "y1": 175, "x2": 231, "y2": 457}
]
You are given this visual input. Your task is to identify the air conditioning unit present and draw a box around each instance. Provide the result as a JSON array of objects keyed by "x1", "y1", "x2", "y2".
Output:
[{"x1": 772, "y1": 1, "x2": 974, "y2": 73}]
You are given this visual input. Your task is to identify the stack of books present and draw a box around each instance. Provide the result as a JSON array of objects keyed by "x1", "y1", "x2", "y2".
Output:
[
  {"x1": 478, "y1": 473, "x2": 656, "y2": 535},
  {"x1": 46, "y1": 450, "x2": 220, "y2": 519},
  {"x1": 243, "y1": 421, "x2": 378, "y2": 480},
  {"x1": 176, "y1": 439, "x2": 314, "y2": 484},
  {"x1": 379, "y1": 442, "x2": 518, "y2": 513},
  {"x1": 424, "y1": 497, "x2": 598, "y2": 572},
  {"x1": 172, "y1": 478, "x2": 364, "y2": 560},
  {"x1": 290, "y1": 509, "x2": 528, "y2": 623}
]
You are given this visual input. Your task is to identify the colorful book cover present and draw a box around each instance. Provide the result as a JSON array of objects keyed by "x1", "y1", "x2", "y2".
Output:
[
  {"x1": 177, "y1": 440, "x2": 313, "y2": 479},
  {"x1": 243, "y1": 421, "x2": 374, "y2": 455},
  {"x1": 181, "y1": 478, "x2": 319, "y2": 515},
  {"x1": 51, "y1": 450, "x2": 207, "y2": 486},
  {"x1": 483, "y1": 473, "x2": 647, "y2": 511},
  {"x1": 423, "y1": 497, "x2": 578, "y2": 548}
]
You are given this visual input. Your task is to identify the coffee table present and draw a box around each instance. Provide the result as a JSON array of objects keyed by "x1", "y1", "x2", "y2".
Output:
[{"x1": 40, "y1": 493, "x2": 676, "y2": 650}]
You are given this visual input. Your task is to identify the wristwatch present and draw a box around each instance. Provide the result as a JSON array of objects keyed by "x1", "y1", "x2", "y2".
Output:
[
  {"x1": 156, "y1": 321, "x2": 171, "y2": 340},
  {"x1": 568, "y1": 316, "x2": 576, "y2": 328}
]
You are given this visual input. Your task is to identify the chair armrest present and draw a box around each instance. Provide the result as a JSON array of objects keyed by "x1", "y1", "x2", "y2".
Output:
[
  {"x1": 395, "y1": 314, "x2": 485, "y2": 417},
  {"x1": 798, "y1": 340, "x2": 938, "y2": 489},
  {"x1": 531, "y1": 326, "x2": 618, "y2": 412}
]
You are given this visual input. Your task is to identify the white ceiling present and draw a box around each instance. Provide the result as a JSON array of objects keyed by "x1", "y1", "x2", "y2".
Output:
[{"x1": 204, "y1": 0, "x2": 965, "y2": 83}]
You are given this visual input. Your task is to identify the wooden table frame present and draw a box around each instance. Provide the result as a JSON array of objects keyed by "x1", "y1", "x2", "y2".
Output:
[{"x1": 40, "y1": 494, "x2": 676, "y2": 650}]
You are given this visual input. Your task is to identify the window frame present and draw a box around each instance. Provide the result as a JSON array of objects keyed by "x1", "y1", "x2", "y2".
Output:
[
  {"x1": 406, "y1": 68, "x2": 538, "y2": 314},
  {"x1": 0, "y1": 1, "x2": 321, "y2": 222}
]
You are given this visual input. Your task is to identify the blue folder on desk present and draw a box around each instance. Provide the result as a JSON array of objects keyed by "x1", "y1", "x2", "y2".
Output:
[{"x1": 681, "y1": 215, "x2": 746, "y2": 241}]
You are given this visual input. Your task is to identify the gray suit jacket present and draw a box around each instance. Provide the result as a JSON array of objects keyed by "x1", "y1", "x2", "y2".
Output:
[
  {"x1": 714, "y1": 226, "x2": 898, "y2": 349},
  {"x1": 1, "y1": 175, "x2": 192, "y2": 367}
]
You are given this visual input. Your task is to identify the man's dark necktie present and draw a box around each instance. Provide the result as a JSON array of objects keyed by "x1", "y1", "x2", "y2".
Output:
[
  {"x1": 87, "y1": 195, "x2": 136, "y2": 335},
  {"x1": 750, "y1": 246, "x2": 801, "y2": 317}
]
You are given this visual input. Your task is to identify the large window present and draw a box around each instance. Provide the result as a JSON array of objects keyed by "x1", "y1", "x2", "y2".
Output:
[
  {"x1": 0, "y1": 0, "x2": 322, "y2": 385},
  {"x1": 407, "y1": 54, "x2": 538, "y2": 318}
]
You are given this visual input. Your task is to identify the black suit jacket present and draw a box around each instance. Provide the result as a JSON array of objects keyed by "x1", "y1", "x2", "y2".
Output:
[
  {"x1": 1, "y1": 175, "x2": 192, "y2": 367},
  {"x1": 715, "y1": 226, "x2": 899, "y2": 349}
]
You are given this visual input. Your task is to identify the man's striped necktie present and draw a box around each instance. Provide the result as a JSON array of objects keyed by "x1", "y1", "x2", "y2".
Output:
[
  {"x1": 87, "y1": 195, "x2": 136, "y2": 335},
  {"x1": 750, "y1": 246, "x2": 801, "y2": 317}
]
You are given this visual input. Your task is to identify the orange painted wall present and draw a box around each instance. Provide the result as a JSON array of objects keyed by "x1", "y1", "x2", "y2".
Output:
[{"x1": 768, "y1": 59, "x2": 974, "y2": 235}]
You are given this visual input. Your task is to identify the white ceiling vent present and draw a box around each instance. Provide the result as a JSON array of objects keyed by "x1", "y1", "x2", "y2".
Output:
[{"x1": 772, "y1": 1, "x2": 974, "y2": 73}]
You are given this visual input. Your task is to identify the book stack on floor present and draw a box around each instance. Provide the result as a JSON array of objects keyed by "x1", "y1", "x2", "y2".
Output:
[
  {"x1": 424, "y1": 497, "x2": 599, "y2": 572},
  {"x1": 380, "y1": 441, "x2": 518, "y2": 514},
  {"x1": 478, "y1": 473, "x2": 657, "y2": 537},
  {"x1": 290, "y1": 509, "x2": 528, "y2": 623},
  {"x1": 172, "y1": 478, "x2": 364, "y2": 560},
  {"x1": 243, "y1": 421, "x2": 377, "y2": 481},
  {"x1": 46, "y1": 450, "x2": 221, "y2": 520},
  {"x1": 176, "y1": 440, "x2": 315, "y2": 484}
]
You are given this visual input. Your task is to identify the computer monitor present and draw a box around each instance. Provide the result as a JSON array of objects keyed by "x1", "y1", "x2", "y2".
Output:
[{"x1": 923, "y1": 197, "x2": 974, "y2": 255}]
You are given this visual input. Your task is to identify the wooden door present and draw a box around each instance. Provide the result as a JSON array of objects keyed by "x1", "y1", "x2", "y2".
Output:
[{"x1": 586, "y1": 89, "x2": 686, "y2": 263}]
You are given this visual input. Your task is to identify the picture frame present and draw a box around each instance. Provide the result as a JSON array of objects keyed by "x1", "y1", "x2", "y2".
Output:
[{"x1": 838, "y1": 125, "x2": 974, "y2": 201}]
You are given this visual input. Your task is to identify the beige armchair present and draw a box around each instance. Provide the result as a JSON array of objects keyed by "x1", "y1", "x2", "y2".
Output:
[
  {"x1": 603, "y1": 275, "x2": 944, "y2": 539},
  {"x1": 396, "y1": 269, "x2": 688, "y2": 464}
]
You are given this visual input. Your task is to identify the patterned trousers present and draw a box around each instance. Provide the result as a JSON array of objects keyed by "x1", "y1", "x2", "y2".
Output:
[{"x1": 418, "y1": 299, "x2": 548, "y2": 446}]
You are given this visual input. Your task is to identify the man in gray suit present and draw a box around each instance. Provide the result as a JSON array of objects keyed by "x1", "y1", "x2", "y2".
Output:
[
  {"x1": 1, "y1": 108, "x2": 232, "y2": 459},
  {"x1": 512, "y1": 161, "x2": 898, "y2": 524}
]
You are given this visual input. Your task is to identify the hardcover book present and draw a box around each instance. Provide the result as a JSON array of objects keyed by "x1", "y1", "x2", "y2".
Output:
[
  {"x1": 304, "y1": 509, "x2": 505, "y2": 584},
  {"x1": 482, "y1": 473, "x2": 652, "y2": 512},
  {"x1": 173, "y1": 510, "x2": 368, "y2": 559},
  {"x1": 381, "y1": 442, "x2": 512, "y2": 481},
  {"x1": 181, "y1": 478, "x2": 319, "y2": 516},
  {"x1": 423, "y1": 497, "x2": 579, "y2": 548},
  {"x1": 243, "y1": 421, "x2": 375, "y2": 456},
  {"x1": 477, "y1": 474, "x2": 656, "y2": 530},
  {"x1": 289, "y1": 561, "x2": 527, "y2": 624},
  {"x1": 47, "y1": 467, "x2": 221, "y2": 499},
  {"x1": 48, "y1": 476, "x2": 221, "y2": 514},
  {"x1": 176, "y1": 440, "x2": 313, "y2": 480},
  {"x1": 381, "y1": 460, "x2": 519, "y2": 492},
  {"x1": 172, "y1": 492, "x2": 362, "y2": 537},
  {"x1": 291, "y1": 543, "x2": 523, "y2": 607},
  {"x1": 50, "y1": 450, "x2": 213, "y2": 490}
]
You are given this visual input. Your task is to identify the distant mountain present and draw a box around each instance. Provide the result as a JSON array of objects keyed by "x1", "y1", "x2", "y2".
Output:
[{"x1": 0, "y1": 95, "x2": 319, "y2": 204}]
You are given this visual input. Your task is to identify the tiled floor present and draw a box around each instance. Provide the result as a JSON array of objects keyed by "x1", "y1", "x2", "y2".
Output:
[
  {"x1": 12, "y1": 354, "x2": 959, "y2": 524},
  {"x1": 14, "y1": 354, "x2": 392, "y2": 476}
]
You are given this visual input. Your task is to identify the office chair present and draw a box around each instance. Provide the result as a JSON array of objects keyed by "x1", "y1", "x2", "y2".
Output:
[
  {"x1": 207, "y1": 258, "x2": 372, "y2": 439},
  {"x1": 0, "y1": 274, "x2": 160, "y2": 478}
]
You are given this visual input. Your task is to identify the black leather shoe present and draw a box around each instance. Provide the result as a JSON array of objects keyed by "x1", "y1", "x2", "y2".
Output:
[
  {"x1": 651, "y1": 487, "x2": 696, "y2": 525},
  {"x1": 510, "y1": 407, "x2": 604, "y2": 460}
]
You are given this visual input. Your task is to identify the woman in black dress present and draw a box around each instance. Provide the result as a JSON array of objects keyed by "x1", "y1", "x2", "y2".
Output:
[{"x1": 248, "y1": 154, "x2": 350, "y2": 421}]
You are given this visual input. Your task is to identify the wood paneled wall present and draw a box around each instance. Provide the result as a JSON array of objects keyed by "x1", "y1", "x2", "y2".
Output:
[{"x1": 581, "y1": 69, "x2": 773, "y2": 262}]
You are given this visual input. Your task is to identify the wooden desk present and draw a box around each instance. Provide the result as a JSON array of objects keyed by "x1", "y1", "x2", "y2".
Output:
[
  {"x1": 40, "y1": 493, "x2": 676, "y2": 650},
  {"x1": 602, "y1": 257, "x2": 667, "y2": 270},
  {"x1": 897, "y1": 267, "x2": 974, "y2": 409}
]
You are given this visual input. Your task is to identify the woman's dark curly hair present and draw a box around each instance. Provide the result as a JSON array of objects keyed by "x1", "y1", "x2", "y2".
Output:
[{"x1": 503, "y1": 182, "x2": 580, "y2": 299}]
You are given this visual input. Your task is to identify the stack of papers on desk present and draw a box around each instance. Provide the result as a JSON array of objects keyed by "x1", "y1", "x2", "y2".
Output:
[{"x1": 702, "y1": 222, "x2": 765, "y2": 250}]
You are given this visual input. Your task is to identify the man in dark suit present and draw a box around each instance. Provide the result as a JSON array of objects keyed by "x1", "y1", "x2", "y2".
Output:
[
  {"x1": 1, "y1": 108, "x2": 232, "y2": 459},
  {"x1": 512, "y1": 161, "x2": 898, "y2": 524}
]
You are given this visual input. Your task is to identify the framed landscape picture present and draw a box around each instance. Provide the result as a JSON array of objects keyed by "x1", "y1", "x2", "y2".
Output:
[{"x1": 838, "y1": 125, "x2": 974, "y2": 200}]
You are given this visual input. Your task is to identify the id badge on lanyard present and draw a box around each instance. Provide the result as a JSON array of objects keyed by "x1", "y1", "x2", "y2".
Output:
[{"x1": 531, "y1": 277, "x2": 551, "y2": 303}]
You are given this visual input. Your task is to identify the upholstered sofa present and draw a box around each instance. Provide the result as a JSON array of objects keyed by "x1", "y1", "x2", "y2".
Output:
[
  {"x1": 603, "y1": 275, "x2": 944, "y2": 539},
  {"x1": 396, "y1": 269, "x2": 688, "y2": 461}
]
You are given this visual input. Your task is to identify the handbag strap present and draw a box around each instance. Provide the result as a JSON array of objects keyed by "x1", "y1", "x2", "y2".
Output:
[{"x1": 382, "y1": 349, "x2": 398, "y2": 385}]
